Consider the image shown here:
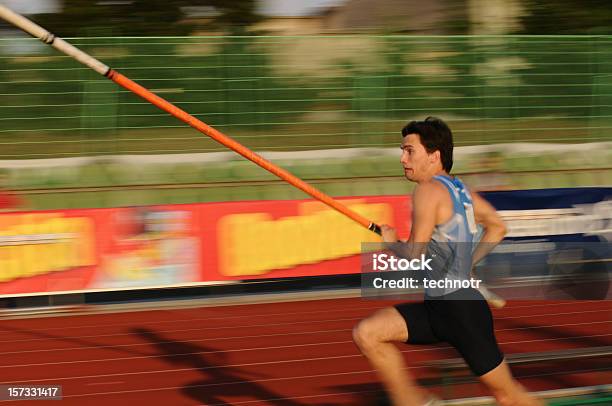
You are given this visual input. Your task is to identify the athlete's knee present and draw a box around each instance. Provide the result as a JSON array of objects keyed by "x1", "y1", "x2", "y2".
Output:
[
  {"x1": 352, "y1": 312, "x2": 391, "y2": 352},
  {"x1": 352, "y1": 319, "x2": 379, "y2": 353},
  {"x1": 353, "y1": 308, "x2": 405, "y2": 352}
]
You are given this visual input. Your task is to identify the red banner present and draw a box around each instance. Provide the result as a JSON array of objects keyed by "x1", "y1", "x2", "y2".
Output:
[
  {"x1": 0, "y1": 195, "x2": 412, "y2": 296},
  {"x1": 201, "y1": 196, "x2": 411, "y2": 282}
]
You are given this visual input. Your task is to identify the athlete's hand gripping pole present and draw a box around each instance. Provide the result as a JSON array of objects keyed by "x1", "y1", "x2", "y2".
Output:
[{"x1": 0, "y1": 5, "x2": 382, "y2": 236}]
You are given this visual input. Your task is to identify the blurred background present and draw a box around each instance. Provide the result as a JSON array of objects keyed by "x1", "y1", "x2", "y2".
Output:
[
  {"x1": 0, "y1": 3, "x2": 610, "y2": 404},
  {"x1": 0, "y1": 0, "x2": 610, "y2": 210}
]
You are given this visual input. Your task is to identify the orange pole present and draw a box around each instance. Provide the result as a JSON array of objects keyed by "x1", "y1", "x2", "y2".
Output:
[
  {"x1": 109, "y1": 71, "x2": 382, "y2": 235},
  {"x1": 0, "y1": 3, "x2": 381, "y2": 235}
]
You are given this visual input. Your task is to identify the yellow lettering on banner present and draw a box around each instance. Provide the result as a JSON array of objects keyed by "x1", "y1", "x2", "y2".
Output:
[
  {"x1": 0, "y1": 213, "x2": 96, "y2": 283},
  {"x1": 278, "y1": 217, "x2": 300, "y2": 266},
  {"x1": 219, "y1": 213, "x2": 269, "y2": 277},
  {"x1": 20, "y1": 215, "x2": 48, "y2": 278},
  {"x1": 0, "y1": 246, "x2": 18, "y2": 283},
  {"x1": 218, "y1": 201, "x2": 393, "y2": 276},
  {"x1": 67, "y1": 217, "x2": 96, "y2": 266},
  {"x1": 47, "y1": 217, "x2": 68, "y2": 270}
]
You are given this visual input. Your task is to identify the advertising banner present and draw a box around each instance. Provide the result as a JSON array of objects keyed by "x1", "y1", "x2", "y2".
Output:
[
  {"x1": 0, "y1": 205, "x2": 200, "y2": 296},
  {"x1": 0, "y1": 188, "x2": 609, "y2": 297},
  {"x1": 0, "y1": 196, "x2": 409, "y2": 296}
]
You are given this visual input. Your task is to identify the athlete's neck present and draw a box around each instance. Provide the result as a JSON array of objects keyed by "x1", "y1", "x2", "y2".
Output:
[{"x1": 416, "y1": 169, "x2": 450, "y2": 184}]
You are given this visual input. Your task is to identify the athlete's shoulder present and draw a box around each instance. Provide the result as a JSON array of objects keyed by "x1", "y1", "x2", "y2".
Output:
[{"x1": 413, "y1": 179, "x2": 447, "y2": 201}]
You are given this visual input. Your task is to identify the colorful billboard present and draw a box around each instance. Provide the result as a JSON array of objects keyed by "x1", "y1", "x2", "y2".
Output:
[
  {"x1": 1, "y1": 188, "x2": 609, "y2": 297},
  {"x1": 0, "y1": 196, "x2": 410, "y2": 296}
]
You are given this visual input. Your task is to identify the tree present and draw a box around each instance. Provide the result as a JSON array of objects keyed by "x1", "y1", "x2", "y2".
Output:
[
  {"x1": 202, "y1": 0, "x2": 262, "y2": 33},
  {"x1": 519, "y1": 0, "x2": 612, "y2": 35},
  {"x1": 32, "y1": 0, "x2": 260, "y2": 37}
]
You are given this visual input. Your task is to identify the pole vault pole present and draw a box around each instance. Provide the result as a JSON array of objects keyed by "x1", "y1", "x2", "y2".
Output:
[{"x1": 0, "y1": 4, "x2": 382, "y2": 235}]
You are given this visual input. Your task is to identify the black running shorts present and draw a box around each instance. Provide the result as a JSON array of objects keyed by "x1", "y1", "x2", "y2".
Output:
[{"x1": 394, "y1": 288, "x2": 504, "y2": 376}]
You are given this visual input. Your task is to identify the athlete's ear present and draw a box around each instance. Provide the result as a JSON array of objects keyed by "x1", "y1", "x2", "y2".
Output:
[{"x1": 430, "y1": 150, "x2": 440, "y2": 165}]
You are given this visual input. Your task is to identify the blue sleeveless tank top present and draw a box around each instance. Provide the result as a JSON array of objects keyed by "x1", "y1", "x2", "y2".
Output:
[{"x1": 424, "y1": 175, "x2": 479, "y2": 297}]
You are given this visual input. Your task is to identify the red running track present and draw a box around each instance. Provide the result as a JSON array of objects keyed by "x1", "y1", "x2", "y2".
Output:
[{"x1": 0, "y1": 298, "x2": 610, "y2": 405}]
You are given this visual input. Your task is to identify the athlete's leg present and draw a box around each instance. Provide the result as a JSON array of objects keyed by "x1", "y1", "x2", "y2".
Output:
[
  {"x1": 352, "y1": 307, "x2": 431, "y2": 406},
  {"x1": 479, "y1": 361, "x2": 544, "y2": 406},
  {"x1": 434, "y1": 294, "x2": 542, "y2": 406}
]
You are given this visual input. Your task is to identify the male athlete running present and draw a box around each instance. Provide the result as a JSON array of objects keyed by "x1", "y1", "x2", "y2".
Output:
[{"x1": 353, "y1": 118, "x2": 542, "y2": 406}]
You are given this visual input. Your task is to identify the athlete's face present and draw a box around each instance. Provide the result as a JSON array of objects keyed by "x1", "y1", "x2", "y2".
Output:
[{"x1": 400, "y1": 133, "x2": 439, "y2": 182}]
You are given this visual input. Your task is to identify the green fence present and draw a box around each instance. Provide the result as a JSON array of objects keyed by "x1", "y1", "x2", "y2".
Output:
[
  {"x1": 1, "y1": 35, "x2": 612, "y2": 159},
  {"x1": 1, "y1": 35, "x2": 611, "y2": 209}
]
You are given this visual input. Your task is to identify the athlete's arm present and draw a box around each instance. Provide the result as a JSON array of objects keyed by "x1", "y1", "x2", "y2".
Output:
[
  {"x1": 471, "y1": 190, "x2": 507, "y2": 266},
  {"x1": 381, "y1": 182, "x2": 442, "y2": 258}
]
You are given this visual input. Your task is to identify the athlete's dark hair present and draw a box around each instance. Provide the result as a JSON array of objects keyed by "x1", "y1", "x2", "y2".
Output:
[{"x1": 401, "y1": 117, "x2": 453, "y2": 173}]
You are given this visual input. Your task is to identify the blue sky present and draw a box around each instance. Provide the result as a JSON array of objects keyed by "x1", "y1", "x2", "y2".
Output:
[
  {"x1": 0, "y1": 0, "x2": 60, "y2": 14},
  {"x1": 258, "y1": 0, "x2": 347, "y2": 17}
]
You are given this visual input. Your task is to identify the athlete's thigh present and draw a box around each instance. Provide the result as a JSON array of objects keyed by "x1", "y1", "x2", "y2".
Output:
[
  {"x1": 394, "y1": 302, "x2": 440, "y2": 344},
  {"x1": 435, "y1": 298, "x2": 504, "y2": 376}
]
